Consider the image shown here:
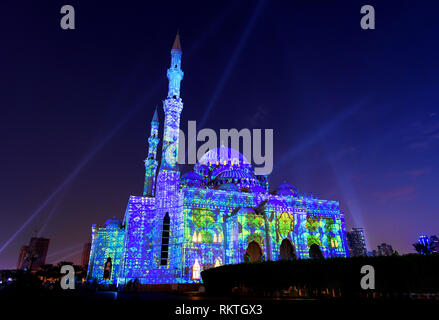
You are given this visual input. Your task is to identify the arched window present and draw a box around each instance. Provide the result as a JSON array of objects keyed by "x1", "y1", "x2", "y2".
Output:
[
  {"x1": 197, "y1": 232, "x2": 202, "y2": 243},
  {"x1": 309, "y1": 244, "x2": 324, "y2": 259},
  {"x1": 214, "y1": 258, "x2": 221, "y2": 267},
  {"x1": 160, "y1": 212, "x2": 170, "y2": 266},
  {"x1": 330, "y1": 239, "x2": 339, "y2": 248},
  {"x1": 213, "y1": 234, "x2": 217, "y2": 243},
  {"x1": 280, "y1": 239, "x2": 296, "y2": 260},
  {"x1": 245, "y1": 241, "x2": 263, "y2": 262},
  {"x1": 192, "y1": 231, "x2": 198, "y2": 242},
  {"x1": 192, "y1": 259, "x2": 201, "y2": 279},
  {"x1": 103, "y1": 257, "x2": 112, "y2": 280},
  {"x1": 218, "y1": 233, "x2": 223, "y2": 243}
]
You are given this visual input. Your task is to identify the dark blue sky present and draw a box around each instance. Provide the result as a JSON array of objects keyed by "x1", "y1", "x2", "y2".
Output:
[{"x1": 1, "y1": 0, "x2": 438, "y2": 268}]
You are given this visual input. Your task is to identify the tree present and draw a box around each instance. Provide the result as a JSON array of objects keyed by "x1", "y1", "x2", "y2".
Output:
[
  {"x1": 413, "y1": 242, "x2": 434, "y2": 255},
  {"x1": 37, "y1": 264, "x2": 53, "y2": 282}
]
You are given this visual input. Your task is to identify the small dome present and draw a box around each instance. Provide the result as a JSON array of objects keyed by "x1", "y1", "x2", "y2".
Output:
[
  {"x1": 181, "y1": 171, "x2": 202, "y2": 181},
  {"x1": 276, "y1": 182, "x2": 298, "y2": 196},
  {"x1": 105, "y1": 217, "x2": 122, "y2": 228}
]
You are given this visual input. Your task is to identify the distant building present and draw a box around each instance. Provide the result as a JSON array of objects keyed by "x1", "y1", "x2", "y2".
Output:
[
  {"x1": 431, "y1": 235, "x2": 439, "y2": 253},
  {"x1": 346, "y1": 228, "x2": 367, "y2": 257},
  {"x1": 367, "y1": 250, "x2": 377, "y2": 257},
  {"x1": 417, "y1": 235, "x2": 439, "y2": 254},
  {"x1": 418, "y1": 235, "x2": 430, "y2": 247},
  {"x1": 81, "y1": 242, "x2": 91, "y2": 267},
  {"x1": 16, "y1": 245, "x2": 29, "y2": 269},
  {"x1": 377, "y1": 243, "x2": 394, "y2": 256},
  {"x1": 17, "y1": 237, "x2": 50, "y2": 270}
]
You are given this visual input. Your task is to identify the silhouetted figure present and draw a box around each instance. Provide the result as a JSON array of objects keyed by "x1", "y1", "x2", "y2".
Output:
[
  {"x1": 103, "y1": 257, "x2": 112, "y2": 280},
  {"x1": 309, "y1": 244, "x2": 324, "y2": 259}
]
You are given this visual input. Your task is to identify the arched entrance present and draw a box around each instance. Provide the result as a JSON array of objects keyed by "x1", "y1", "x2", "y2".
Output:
[
  {"x1": 280, "y1": 239, "x2": 296, "y2": 260},
  {"x1": 309, "y1": 244, "x2": 324, "y2": 259},
  {"x1": 103, "y1": 257, "x2": 112, "y2": 280},
  {"x1": 245, "y1": 241, "x2": 262, "y2": 262}
]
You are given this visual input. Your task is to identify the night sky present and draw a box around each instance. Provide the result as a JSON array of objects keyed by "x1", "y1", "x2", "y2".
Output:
[{"x1": 1, "y1": 0, "x2": 438, "y2": 269}]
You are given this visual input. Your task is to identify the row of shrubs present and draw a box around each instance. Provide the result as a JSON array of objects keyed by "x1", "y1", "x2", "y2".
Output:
[{"x1": 201, "y1": 255, "x2": 439, "y2": 297}]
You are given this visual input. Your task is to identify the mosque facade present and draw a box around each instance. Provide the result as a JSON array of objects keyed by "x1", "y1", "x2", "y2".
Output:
[{"x1": 86, "y1": 34, "x2": 349, "y2": 285}]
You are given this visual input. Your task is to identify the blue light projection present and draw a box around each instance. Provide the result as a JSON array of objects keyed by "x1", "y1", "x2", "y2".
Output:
[{"x1": 87, "y1": 34, "x2": 349, "y2": 285}]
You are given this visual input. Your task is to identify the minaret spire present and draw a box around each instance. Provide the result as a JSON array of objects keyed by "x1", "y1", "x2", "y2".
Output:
[
  {"x1": 159, "y1": 34, "x2": 184, "y2": 171},
  {"x1": 172, "y1": 32, "x2": 182, "y2": 51},
  {"x1": 167, "y1": 32, "x2": 184, "y2": 99},
  {"x1": 143, "y1": 108, "x2": 160, "y2": 196},
  {"x1": 152, "y1": 105, "x2": 159, "y2": 123},
  {"x1": 154, "y1": 34, "x2": 186, "y2": 269}
]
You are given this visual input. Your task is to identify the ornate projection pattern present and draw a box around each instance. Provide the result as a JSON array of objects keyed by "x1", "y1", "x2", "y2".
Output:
[
  {"x1": 161, "y1": 99, "x2": 183, "y2": 170},
  {"x1": 87, "y1": 218, "x2": 125, "y2": 284},
  {"x1": 86, "y1": 34, "x2": 349, "y2": 286},
  {"x1": 143, "y1": 109, "x2": 159, "y2": 197}
]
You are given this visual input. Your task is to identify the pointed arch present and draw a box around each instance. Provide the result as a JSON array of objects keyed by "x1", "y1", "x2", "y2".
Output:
[
  {"x1": 103, "y1": 257, "x2": 112, "y2": 280},
  {"x1": 309, "y1": 244, "x2": 324, "y2": 259},
  {"x1": 160, "y1": 212, "x2": 170, "y2": 266},
  {"x1": 280, "y1": 238, "x2": 296, "y2": 260},
  {"x1": 192, "y1": 259, "x2": 201, "y2": 280},
  {"x1": 245, "y1": 241, "x2": 263, "y2": 262}
]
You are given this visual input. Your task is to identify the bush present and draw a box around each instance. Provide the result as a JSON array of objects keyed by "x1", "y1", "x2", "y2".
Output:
[{"x1": 201, "y1": 255, "x2": 439, "y2": 297}]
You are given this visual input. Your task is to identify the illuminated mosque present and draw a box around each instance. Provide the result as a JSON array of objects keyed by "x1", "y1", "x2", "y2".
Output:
[{"x1": 86, "y1": 34, "x2": 349, "y2": 285}]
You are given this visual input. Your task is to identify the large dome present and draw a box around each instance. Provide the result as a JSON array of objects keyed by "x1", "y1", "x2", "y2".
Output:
[
  {"x1": 198, "y1": 147, "x2": 250, "y2": 166},
  {"x1": 190, "y1": 146, "x2": 266, "y2": 192}
]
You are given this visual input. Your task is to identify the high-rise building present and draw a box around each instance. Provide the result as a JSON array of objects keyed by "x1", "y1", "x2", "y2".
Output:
[
  {"x1": 418, "y1": 235, "x2": 430, "y2": 247},
  {"x1": 377, "y1": 243, "x2": 394, "y2": 256},
  {"x1": 16, "y1": 245, "x2": 29, "y2": 269},
  {"x1": 431, "y1": 235, "x2": 439, "y2": 253},
  {"x1": 346, "y1": 227, "x2": 367, "y2": 257},
  {"x1": 367, "y1": 250, "x2": 377, "y2": 257},
  {"x1": 417, "y1": 235, "x2": 439, "y2": 254},
  {"x1": 17, "y1": 237, "x2": 50, "y2": 270},
  {"x1": 81, "y1": 242, "x2": 91, "y2": 267}
]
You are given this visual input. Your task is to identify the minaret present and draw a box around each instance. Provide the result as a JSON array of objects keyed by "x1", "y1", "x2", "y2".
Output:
[
  {"x1": 154, "y1": 33, "x2": 185, "y2": 270},
  {"x1": 143, "y1": 107, "x2": 159, "y2": 196},
  {"x1": 160, "y1": 32, "x2": 184, "y2": 170}
]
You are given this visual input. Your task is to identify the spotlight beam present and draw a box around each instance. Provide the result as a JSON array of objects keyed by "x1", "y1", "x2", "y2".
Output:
[
  {"x1": 277, "y1": 99, "x2": 367, "y2": 168},
  {"x1": 0, "y1": 5, "x2": 240, "y2": 255},
  {"x1": 0, "y1": 85, "x2": 159, "y2": 256},
  {"x1": 198, "y1": 0, "x2": 265, "y2": 129},
  {"x1": 52, "y1": 248, "x2": 84, "y2": 264},
  {"x1": 37, "y1": 189, "x2": 67, "y2": 237},
  {"x1": 46, "y1": 242, "x2": 84, "y2": 259}
]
